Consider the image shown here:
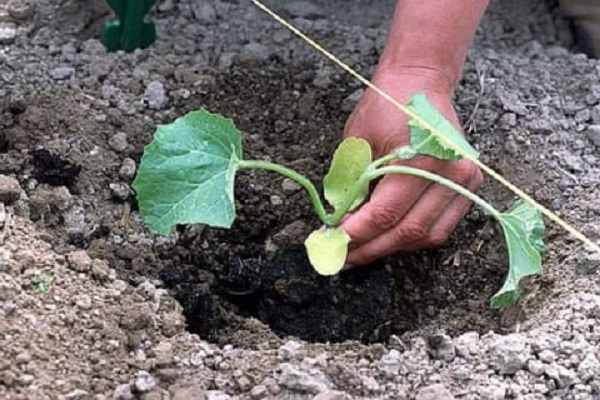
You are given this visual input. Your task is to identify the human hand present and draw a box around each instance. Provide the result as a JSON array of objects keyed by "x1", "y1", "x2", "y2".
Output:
[{"x1": 340, "y1": 67, "x2": 483, "y2": 266}]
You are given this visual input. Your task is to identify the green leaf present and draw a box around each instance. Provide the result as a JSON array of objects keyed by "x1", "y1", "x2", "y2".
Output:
[
  {"x1": 324, "y1": 138, "x2": 372, "y2": 211},
  {"x1": 132, "y1": 109, "x2": 243, "y2": 235},
  {"x1": 490, "y1": 200, "x2": 545, "y2": 308},
  {"x1": 305, "y1": 228, "x2": 351, "y2": 276},
  {"x1": 407, "y1": 93, "x2": 480, "y2": 161}
]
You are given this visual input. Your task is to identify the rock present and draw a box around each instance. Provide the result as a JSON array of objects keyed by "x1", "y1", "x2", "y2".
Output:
[
  {"x1": 341, "y1": 89, "x2": 364, "y2": 113},
  {"x1": 30, "y1": 185, "x2": 72, "y2": 213},
  {"x1": 544, "y1": 363, "x2": 578, "y2": 388},
  {"x1": 64, "y1": 389, "x2": 89, "y2": 399},
  {"x1": 113, "y1": 384, "x2": 134, "y2": 400},
  {"x1": 7, "y1": 0, "x2": 35, "y2": 20},
  {"x1": 538, "y1": 349, "x2": 556, "y2": 363},
  {"x1": 0, "y1": 175, "x2": 21, "y2": 204},
  {"x1": 278, "y1": 363, "x2": 330, "y2": 394},
  {"x1": 67, "y1": 250, "x2": 93, "y2": 272},
  {"x1": 282, "y1": 178, "x2": 301, "y2": 192},
  {"x1": 270, "y1": 195, "x2": 283, "y2": 206},
  {"x1": 143, "y1": 81, "x2": 168, "y2": 110},
  {"x1": 75, "y1": 294, "x2": 92, "y2": 310},
  {"x1": 578, "y1": 353, "x2": 600, "y2": 382},
  {"x1": 281, "y1": 1, "x2": 325, "y2": 19},
  {"x1": 586, "y1": 125, "x2": 600, "y2": 147},
  {"x1": 135, "y1": 371, "x2": 156, "y2": 393},
  {"x1": 237, "y1": 43, "x2": 272, "y2": 65},
  {"x1": 416, "y1": 384, "x2": 455, "y2": 400},
  {"x1": 49, "y1": 66, "x2": 75, "y2": 81},
  {"x1": 119, "y1": 158, "x2": 137, "y2": 180},
  {"x1": 427, "y1": 334, "x2": 456, "y2": 362},
  {"x1": 278, "y1": 340, "x2": 304, "y2": 360},
  {"x1": 192, "y1": 0, "x2": 217, "y2": 23},
  {"x1": 171, "y1": 385, "x2": 207, "y2": 400},
  {"x1": 527, "y1": 359, "x2": 545, "y2": 376},
  {"x1": 488, "y1": 334, "x2": 529, "y2": 374},
  {"x1": 312, "y1": 391, "x2": 352, "y2": 400},
  {"x1": 455, "y1": 332, "x2": 480, "y2": 358},
  {"x1": 109, "y1": 183, "x2": 132, "y2": 201},
  {"x1": 206, "y1": 391, "x2": 231, "y2": 400},
  {"x1": 249, "y1": 385, "x2": 268, "y2": 399},
  {"x1": 91, "y1": 259, "x2": 111, "y2": 282},
  {"x1": 379, "y1": 349, "x2": 402, "y2": 378},
  {"x1": 0, "y1": 23, "x2": 18, "y2": 45},
  {"x1": 109, "y1": 132, "x2": 129, "y2": 153}
]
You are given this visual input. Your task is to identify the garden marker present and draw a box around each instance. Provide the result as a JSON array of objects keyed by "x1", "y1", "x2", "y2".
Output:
[{"x1": 101, "y1": 0, "x2": 158, "y2": 52}]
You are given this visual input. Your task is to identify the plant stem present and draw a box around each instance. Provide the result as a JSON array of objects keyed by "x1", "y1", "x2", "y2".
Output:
[
  {"x1": 372, "y1": 165, "x2": 500, "y2": 218},
  {"x1": 238, "y1": 160, "x2": 331, "y2": 225}
]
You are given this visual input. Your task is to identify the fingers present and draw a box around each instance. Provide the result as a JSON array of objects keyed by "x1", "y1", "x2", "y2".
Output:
[{"x1": 346, "y1": 160, "x2": 481, "y2": 265}]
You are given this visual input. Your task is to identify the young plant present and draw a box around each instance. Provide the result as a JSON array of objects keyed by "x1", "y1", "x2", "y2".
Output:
[{"x1": 132, "y1": 93, "x2": 545, "y2": 308}]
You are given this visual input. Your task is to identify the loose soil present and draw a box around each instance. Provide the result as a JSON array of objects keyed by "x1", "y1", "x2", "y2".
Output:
[{"x1": 1, "y1": 0, "x2": 599, "y2": 399}]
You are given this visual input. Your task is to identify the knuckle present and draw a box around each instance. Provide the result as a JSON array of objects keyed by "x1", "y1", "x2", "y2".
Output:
[
  {"x1": 427, "y1": 230, "x2": 451, "y2": 247},
  {"x1": 368, "y1": 203, "x2": 402, "y2": 231},
  {"x1": 450, "y1": 161, "x2": 480, "y2": 187},
  {"x1": 394, "y1": 219, "x2": 429, "y2": 243}
]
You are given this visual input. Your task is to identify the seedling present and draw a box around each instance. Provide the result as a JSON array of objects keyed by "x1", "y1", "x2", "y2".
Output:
[
  {"x1": 132, "y1": 93, "x2": 545, "y2": 308},
  {"x1": 32, "y1": 269, "x2": 55, "y2": 294},
  {"x1": 101, "y1": 0, "x2": 158, "y2": 52}
]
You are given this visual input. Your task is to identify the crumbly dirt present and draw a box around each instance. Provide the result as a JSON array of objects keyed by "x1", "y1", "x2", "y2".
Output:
[{"x1": 1, "y1": 0, "x2": 600, "y2": 399}]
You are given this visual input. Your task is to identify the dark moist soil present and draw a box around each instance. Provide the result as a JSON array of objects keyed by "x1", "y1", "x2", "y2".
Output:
[{"x1": 1, "y1": 62, "x2": 505, "y2": 345}]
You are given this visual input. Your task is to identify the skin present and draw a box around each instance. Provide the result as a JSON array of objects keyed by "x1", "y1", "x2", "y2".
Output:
[{"x1": 341, "y1": 0, "x2": 489, "y2": 266}]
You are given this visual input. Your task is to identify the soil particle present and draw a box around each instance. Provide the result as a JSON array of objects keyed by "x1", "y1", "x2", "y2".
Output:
[{"x1": 0, "y1": 174, "x2": 21, "y2": 204}]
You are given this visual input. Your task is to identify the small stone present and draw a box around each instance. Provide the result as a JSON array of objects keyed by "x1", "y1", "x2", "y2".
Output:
[
  {"x1": 237, "y1": 43, "x2": 272, "y2": 65},
  {"x1": 119, "y1": 158, "x2": 137, "y2": 180},
  {"x1": 206, "y1": 391, "x2": 231, "y2": 400},
  {"x1": 75, "y1": 294, "x2": 92, "y2": 310},
  {"x1": 0, "y1": 175, "x2": 21, "y2": 204},
  {"x1": 270, "y1": 195, "x2": 283, "y2": 206},
  {"x1": 587, "y1": 125, "x2": 600, "y2": 147},
  {"x1": 0, "y1": 23, "x2": 18, "y2": 45},
  {"x1": 578, "y1": 353, "x2": 600, "y2": 382},
  {"x1": 192, "y1": 0, "x2": 217, "y2": 23},
  {"x1": 538, "y1": 349, "x2": 556, "y2": 363},
  {"x1": 527, "y1": 359, "x2": 545, "y2": 376},
  {"x1": 278, "y1": 363, "x2": 330, "y2": 394},
  {"x1": 250, "y1": 385, "x2": 268, "y2": 399},
  {"x1": 282, "y1": 178, "x2": 301, "y2": 192},
  {"x1": 312, "y1": 391, "x2": 352, "y2": 400},
  {"x1": 143, "y1": 81, "x2": 168, "y2": 110},
  {"x1": 341, "y1": 89, "x2": 364, "y2": 113},
  {"x1": 110, "y1": 183, "x2": 132, "y2": 201},
  {"x1": 67, "y1": 250, "x2": 93, "y2": 272},
  {"x1": 488, "y1": 334, "x2": 529, "y2": 374},
  {"x1": 278, "y1": 340, "x2": 303, "y2": 360},
  {"x1": 455, "y1": 332, "x2": 480, "y2": 358},
  {"x1": 171, "y1": 385, "x2": 207, "y2": 400},
  {"x1": 8, "y1": 0, "x2": 35, "y2": 20},
  {"x1": 281, "y1": 1, "x2": 325, "y2": 19},
  {"x1": 416, "y1": 384, "x2": 455, "y2": 400},
  {"x1": 65, "y1": 389, "x2": 89, "y2": 399},
  {"x1": 91, "y1": 259, "x2": 111, "y2": 282},
  {"x1": 113, "y1": 384, "x2": 134, "y2": 400},
  {"x1": 49, "y1": 66, "x2": 75, "y2": 81},
  {"x1": 15, "y1": 352, "x2": 31, "y2": 364},
  {"x1": 427, "y1": 334, "x2": 456, "y2": 362},
  {"x1": 109, "y1": 132, "x2": 129, "y2": 153},
  {"x1": 135, "y1": 371, "x2": 156, "y2": 393},
  {"x1": 379, "y1": 349, "x2": 402, "y2": 378},
  {"x1": 545, "y1": 364, "x2": 578, "y2": 388}
]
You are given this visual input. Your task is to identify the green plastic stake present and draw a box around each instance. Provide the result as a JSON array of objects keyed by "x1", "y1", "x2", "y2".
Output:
[{"x1": 101, "y1": 0, "x2": 158, "y2": 52}]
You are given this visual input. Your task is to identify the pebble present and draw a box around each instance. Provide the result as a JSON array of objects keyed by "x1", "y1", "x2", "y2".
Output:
[
  {"x1": 578, "y1": 353, "x2": 600, "y2": 382},
  {"x1": 0, "y1": 175, "x2": 21, "y2": 204},
  {"x1": 278, "y1": 340, "x2": 303, "y2": 360},
  {"x1": 49, "y1": 66, "x2": 75, "y2": 81},
  {"x1": 113, "y1": 384, "x2": 134, "y2": 400},
  {"x1": 249, "y1": 385, "x2": 268, "y2": 399},
  {"x1": 119, "y1": 158, "x2": 137, "y2": 180},
  {"x1": 281, "y1": 1, "x2": 325, "y2": 19},
  {"x1": 110, "y1": 183, "x2": 132, "y2": 201},
  {"x1": 269, "y1": 195, "x2": 283, "y2": 206},
  {"x1": 281, "y1": 178, "x2": 301, "y2": 192},
  {"x1": 75, "y1": 294, "x2": 92, "y2": 310},
  {"x1": 427, "y1": 334, "x2": 456, "y2": 362},
  {"x1": 416, "y1": 384, "x2": 455, "y2": 400},
  {"x1": 488, "y1": 334, "x2": 529, "y2": 374},
  {"x1": 455, "y1": 332, "x2": 480, "y2": 358},
  {"x1": 0, "y1": 23, "x2": 18, "y2": 45},
  {"x1": 586, "y1": 125, "x2": 600, "y2": 147},
  {"x1": 278, "y1": 363, "x2": 330, "y2": 394},
  {"x1": 143, "y1": 81, "x2": 168, "y2": 110},
  {"x1": 379, "y1": 349, "x2": 402, "y2": 378},
  {"x1": 192, "y1": 0, "x2": 217, "y2": 23},
  {"x1": 67, "y1": 250, "x2": 93, "y2": 272},
  {"x1": 109, "y1": 132, "x2": 129, "y2": 153},
  {"x1": 7, "y1": 0, "x2": 35, "y2": 20},
  {"x1": 135, "y1": 371, "x2": 156, "y2": 393}
]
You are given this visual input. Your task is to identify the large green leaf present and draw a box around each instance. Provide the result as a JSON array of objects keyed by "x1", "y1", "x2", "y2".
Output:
[
  {"x1": 132, "y1": 109, "x2": 242, "y2": 235},
  {"x1": 305, "y1": 228, "x2": 351, "y2": 276},
  {"x1": 490, "y1": 200, "x2": 545, "y2": 308},
  {"x1": 323, "y1": 138, "x2": 372, "y2": 211},
  {"x1": 407, "y1": 93, "x2": 480, "y2": 161}
]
